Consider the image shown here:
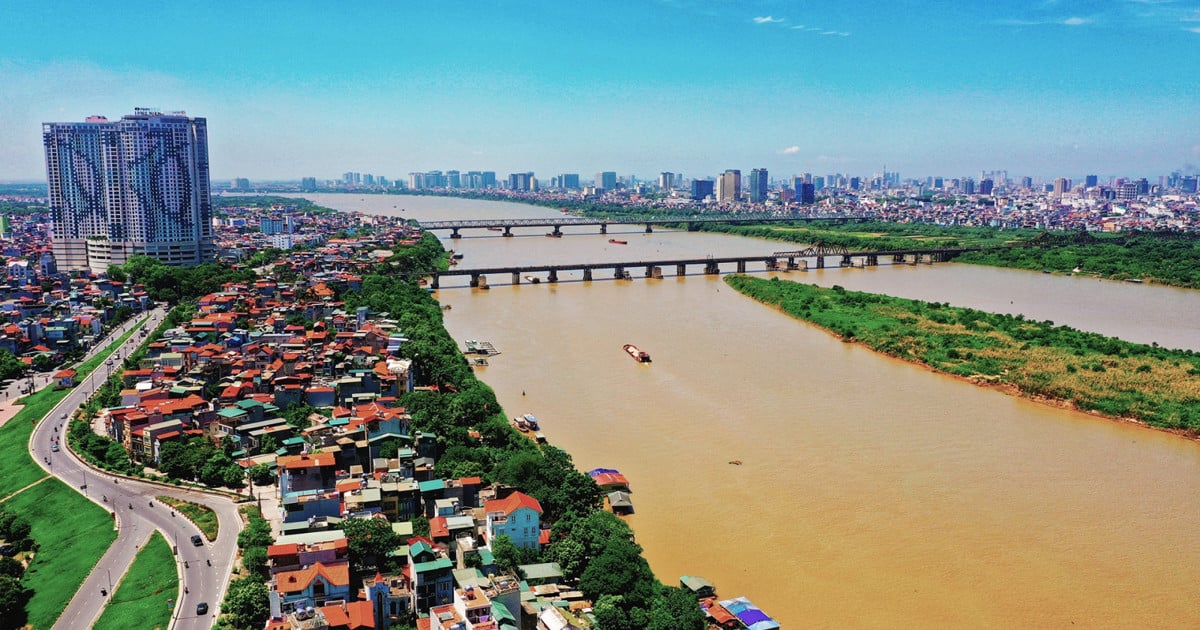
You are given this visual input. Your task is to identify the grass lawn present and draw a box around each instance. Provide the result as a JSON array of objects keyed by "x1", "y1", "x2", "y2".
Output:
[
  {"x1": 93, "y1": 530, "x2": 176, "y2": 630},
  {"x1": 0, "y1": 317, "x2": 147, "y2": 498},
  {"x1": 7, "y1": 477, "x2": 118, "y2": 629},
  {"x1": 159, "y1": 496, "x2": 219, "y2": 541}
]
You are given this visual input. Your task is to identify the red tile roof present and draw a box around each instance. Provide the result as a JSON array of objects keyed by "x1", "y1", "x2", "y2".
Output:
[{"x1": 484, "y1": 491, "x2": 543, "y2": 516}]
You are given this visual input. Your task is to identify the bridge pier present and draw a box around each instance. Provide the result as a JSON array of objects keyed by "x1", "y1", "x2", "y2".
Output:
[
  {"x1": 503, "y1": 227, "x2": 513, "y2": 237},
  {"x1": 583, "y1": 268, "x2": 593, "y2": 281},
  {"x1": 548, "y1": 269, "x2": 558, "y2": 283},
  {"x1": 676, "y1": 264, "x2": 686, "y2": 276},
  {"x1": 614, "y1": 266, "x2": 625, "y2": 280},
  {"x1": 893, "y1": 254, "x2": 905, "y2": 264},
  {"x1": 798, "y1": 260, "x2": 808, "y2": 271},
  {"x1": 450, "y1": 228, "x2": 462, "y2": 239},
  {"x1": 736, "y1": 260, "x2": 746, "y2": 273},
  {"x1": 645, "y1": 224, "x2": 653, "y2": 233},
  {"x1": 599, "y1": 224, "x2": 607, "y2": 235},
  {"x1": 551, "y1": 226, "x2": 563, "y2": 237},
  {"x1": 686, "y1": 222, "x2": 698, "y2": 232},
  {"x1": 786, "y1": 257, "x2": 797, "y2": 270},
  {"x1": 430, "y1": 275, "x2": 439, "y2": 289},
  {"x1": 764, "y1": 258, "x2": 777, "y2": 271},
  {"x1": 470, "y1": 273, "x2": 480, "y2": 288},
  {"x1": 866, "y1": 254, "x2": 878, "y2": 266},
  {"x1": 704, "y1": 260, "x2": 720, "y2": 275},
  {"x1": 512, "y1": 272, "x2": 520, "y2": 285},
  {"x1": 816, "y1": 256, "x2": 825, "y2": 269},
  {"x1": 841, "y1": 254, "x2": 852, "y2": 267}
]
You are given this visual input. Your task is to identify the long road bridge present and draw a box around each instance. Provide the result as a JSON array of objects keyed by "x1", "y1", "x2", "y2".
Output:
[
  {"x1": 418, "y1": 214, "x2": 870, "y2": 238},
  {"x1": 422, "y1": 245, "x2": 979, "y2": 288}
]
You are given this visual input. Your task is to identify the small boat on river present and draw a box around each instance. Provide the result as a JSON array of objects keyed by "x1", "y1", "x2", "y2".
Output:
[
  {"x1": 623, "y1": 344, "x2": 651, "y2": 363},
  {"x1": 522, "y1": 413, "x2": 540, "y2": 430},
  {"x1": 609, "y1": 238, "x2": 627, "y2": 245}
]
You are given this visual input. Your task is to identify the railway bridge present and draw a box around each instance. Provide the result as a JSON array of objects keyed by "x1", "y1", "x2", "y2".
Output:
[
  {"x1": 419, "y1": 245, "x2": 978, "y2": 289},
  {"x1": 417, "y1": 214, "x2": 870, "y2": 239}
]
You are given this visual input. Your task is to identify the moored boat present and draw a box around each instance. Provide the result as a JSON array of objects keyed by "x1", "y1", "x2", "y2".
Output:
[
  {"x1": 623, "y1": 343, "x2": 651, "y2": 363},
  {"x1": 522, "y1": 413, "x2": 540, "y2": 430}
]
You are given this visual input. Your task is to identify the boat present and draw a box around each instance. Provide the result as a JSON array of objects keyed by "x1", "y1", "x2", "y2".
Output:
[
  {"x1": 451, "y1": 253, "x2": 464, "y2": 260},
  {"x1": 623, "y1": 344, "x2": 651, "y2": 363},
  {"x1": 535, "y1": 432, "x2": 547, "y2": 444},
  {"x1": 522, "y1": 414, "x2": 540, "y2": 430},
  {"x1": 728, "y1": 460, "x2": 743, "y2": 466},
  {"x1": 545, "y1": 232, "x2": 562, "y2": 238},
  {"x1": 487, "y1": 226, "x2": 503, "y2": 232},
  {"x1": 513, "y1": 417, "x2": 530, "y2": 432},
  {"x1": 608, "y1": 239, "x2": 627, "y2": 245},
  {"x1": 524, "y1": 276, "x2": 541, "y2": 284}
]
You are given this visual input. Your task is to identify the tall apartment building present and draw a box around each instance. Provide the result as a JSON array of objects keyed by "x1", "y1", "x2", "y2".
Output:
[
  {"x1": 717, "y1": 169, "x2": 741, "y2": 203},
  {"x1": 749, "y1": 168, "x2": 768, "y2": 203},
  {"x1": 595, "y1": 171, "x2": 617, "y2": 191},
  {"x1": 43, "y1": 109, "x2": 214, "y2": 273}
]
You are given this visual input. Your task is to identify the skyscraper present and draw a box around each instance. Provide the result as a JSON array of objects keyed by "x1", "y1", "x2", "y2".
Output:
[
  {"x1": 717, "y1": 169, "x2": 741, "y2": 203},
  {"x1": 43, "y1": 109, "x2": 214, "y2": 273},
  {"x1": 749, "y1": 168, "x2": 768, "y2": 203},
  {"x1": 691, "y1": 179, "x2": 714, "y2": 201},
  {"x1": 595, "y1": 171, "x2": 617, "y2": 191}
]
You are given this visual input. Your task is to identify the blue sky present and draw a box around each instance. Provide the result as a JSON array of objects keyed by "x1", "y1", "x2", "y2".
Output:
[{"x1": 1, "y1": 0, "x2": 1197, "y2": 182}]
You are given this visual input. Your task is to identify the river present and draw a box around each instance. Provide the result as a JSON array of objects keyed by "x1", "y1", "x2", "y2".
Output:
[{"x1": 289, "y1": 193, "x2": 1200, "y2": 628}]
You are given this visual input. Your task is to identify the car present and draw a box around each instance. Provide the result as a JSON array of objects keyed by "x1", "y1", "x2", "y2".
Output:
[
  {"x1": 60, "y1": 413, "x2": 66, "y2": 420},
  {"x1": 190, "y1": 534, "x2": 203, "y2": 547},
  {"x1": 196, "y1": 602, "x2": 208, "y2": 615},
  {"x1": 51, "y1": 444, "x2": 59, "y2": 452}
]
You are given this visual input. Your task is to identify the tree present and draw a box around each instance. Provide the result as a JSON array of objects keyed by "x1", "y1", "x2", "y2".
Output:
[
  {"x1": 579, "y1": 536, "x2": 657, "y2": 611},
  {"x1": 247, "y1": 463, "x2": 274, "y2": 486},
  {"x1": 490, "y1": 534, "x2": 522, "y2": 575},
  {"x1": 340, "y1": 517, "x2": 402, "y2": 572},
  {"x1": 592, "y1": 595, "x2": 632, "y2": 630},
  {"x1": 0, "y1": 575, "x2": 30, "y2": 629},
  {"x1": 0, "y1": 557, "x2": 22, "y2": 579},
  {"x1": 221, "y1": 576, "x2": 269, "y2": 629},
  {"x1": 257, "y1": 434, "x2": 279, "y2": 456},
  {"x1": 646, "y1": 586, "x2": 706, "y2": 630}
]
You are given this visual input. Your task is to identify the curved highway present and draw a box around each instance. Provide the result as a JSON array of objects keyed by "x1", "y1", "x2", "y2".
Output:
[{"x1": 27, "y1": 310, "x2": 244, "y2": 629}]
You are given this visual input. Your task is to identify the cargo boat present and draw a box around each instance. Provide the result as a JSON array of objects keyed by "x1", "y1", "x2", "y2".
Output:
[{"x1": 623, "y1": 344, "x2": 651, "y2": 363}]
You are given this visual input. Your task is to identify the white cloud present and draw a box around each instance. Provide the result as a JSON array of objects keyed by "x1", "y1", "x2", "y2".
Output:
[
  {"x1": 820, "y1": 31, "x2": 851, "y2": 36},
  {"x1": 1063, "y1": 16, "x2": 1092, "y2": 25},
  {"x1": 781, "y1": 146, "x2": 801, "y2": 154},
  {"x1": 790, "y1": 24, "x2": 805, "y2": 29},
  {"x1": 753, "y1": 16, "x2": 783, "y2": 24},
  {"x1": 1187, "y1": 26, "x2": 1200, "y2": 32}
]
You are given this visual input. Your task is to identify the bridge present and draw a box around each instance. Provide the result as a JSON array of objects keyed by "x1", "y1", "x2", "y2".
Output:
[
  {"x1": 420, "y1": 245, "x2": 978, "y2": 289},
  {"x1": 417, "y1": 214, "x2": 870, "y2": 238}
]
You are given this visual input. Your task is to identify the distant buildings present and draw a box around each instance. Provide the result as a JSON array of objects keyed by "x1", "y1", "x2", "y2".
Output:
[
  {"x1": 43, "y1": 109, "x2": 215, "y2": 273},
  {"x1": 691, "y1": 179, "x2": 714, "y2": 201},
  {"x1": 749, "y1": 168, "x2": 768, "y2": 203},
  {"x1": 595, "y1": 171, "x2": 617, "y2": 192},
  {"x1": 717, "y1": 169, "x2": 741, "y2": 203}
]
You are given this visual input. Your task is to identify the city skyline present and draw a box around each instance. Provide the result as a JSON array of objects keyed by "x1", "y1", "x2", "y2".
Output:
[{"x1": 2, "y1": 1, "x2": 1199, "y2": 181}]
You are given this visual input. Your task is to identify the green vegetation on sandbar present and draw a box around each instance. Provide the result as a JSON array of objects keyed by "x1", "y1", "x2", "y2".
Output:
[
  {"x1": 9, "y1": 478, "x2": 118, "y2": 629},
  {"x1": 726, "y1": 275, "x2": 1200, "y2": 433},
  {"x1": 93, "y1": 531, "x2": 176, "y2": 630},
  {"x1": 158, "y1": 496, "x2": 219, "y2": 541},
  {"x1": 690, "y1": 220, "x2": 1035, "y2": 251},
  {"x1": 956, "y1": 231, "x2": 1200, "y2": 289}
]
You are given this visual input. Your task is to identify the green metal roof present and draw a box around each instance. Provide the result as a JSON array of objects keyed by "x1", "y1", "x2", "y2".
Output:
[
  {"x1": 413, "y1": 558, "x2": 453, "y2": 573},
  {"x1": 418, "y1": 479, "x2": 445, "y2": 493}
]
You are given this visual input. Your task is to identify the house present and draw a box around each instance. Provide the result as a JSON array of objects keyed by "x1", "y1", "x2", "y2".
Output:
[
  {"x1": 483, "y1": 491, "x2": 543, "y2": 551},
  {"x1": 53, "y1": 369, "x2": 76, "y2": 388},
  {"x1": 408, "y1": 538, "x2": 454, "y2": 612},
  {"x1": 269, "y1": 560, "x2": 352, "y2": 616}
]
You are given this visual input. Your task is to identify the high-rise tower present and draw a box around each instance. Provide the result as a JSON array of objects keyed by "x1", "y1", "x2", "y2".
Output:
[{"x1": 43, "y1": 109, "x2": 214, "y2": 273}]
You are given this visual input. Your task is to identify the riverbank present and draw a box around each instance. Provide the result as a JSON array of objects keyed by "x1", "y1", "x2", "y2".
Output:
[{"x1": 725, "y1": 275, "x2": 1200, "y2": 434}]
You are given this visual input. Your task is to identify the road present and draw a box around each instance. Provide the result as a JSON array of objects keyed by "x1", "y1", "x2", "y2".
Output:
[{"x1": 25, "y1": 309, "x2": 245, "y2": 630}]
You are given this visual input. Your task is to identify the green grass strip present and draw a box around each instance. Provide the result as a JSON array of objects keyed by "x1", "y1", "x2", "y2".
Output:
[
  {"x1": 93, "y1": 530, "x2": 176, "y2": 630},
  {"x1": 158, "y1": 496, "x2": 219, "y2": 541},
  {"x1": 8, "y1": 477, "x2": 118, "y2": 629},
  {"x1": 0, "y1": 317, "x2": 147, "y2": 498}
]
